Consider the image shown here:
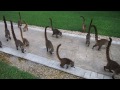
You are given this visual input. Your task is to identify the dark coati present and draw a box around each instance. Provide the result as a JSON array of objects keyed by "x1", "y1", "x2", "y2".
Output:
[
  {"x1": 18, "y1": 12, "x2": 23, "y2": 28},
  {"x1": 45, "y1": 26, "x2": 54, "y2": 54},
  {"x1": 49, "y1": 18, "x2": 62, "y2": 38},
  {"x1": 104, "y1": 37, "x2": 120, "y2": 79},
  {"x1": 3, "y1": 16, "x2": 11, "y2": 41},
  {"x1": 19, "y1": 26, "x2": 29, "y2": 46},
  {"x1": 86, "y1": 18, "x2": 93, "y2": 46},
  {"x1": 23, "y1": 20, "x2": 28, "y2": 32},
  {"x1": 0, "y1": 41, "x2": 2, "y2": 48},
  {"x1": 80, "y1": 16, "x2": 86, "y2": 33},
  {"x1": 10, "y1": 20, "x2": 25, "y2": 53},
  {"x1": 56, "y1": 44, "x2": 74, "y2": 69},
  {"x1": 91, "y1": 25, "x2": 108, "y2": 50}
]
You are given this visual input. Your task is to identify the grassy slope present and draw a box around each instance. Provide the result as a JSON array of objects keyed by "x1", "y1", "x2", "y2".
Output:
[
  {"x1": 0, "y1": 59, "x2": 37, "y2": 79},
  {"x1": 0, "y1": 11, "x2": 120, "y2": 37}
]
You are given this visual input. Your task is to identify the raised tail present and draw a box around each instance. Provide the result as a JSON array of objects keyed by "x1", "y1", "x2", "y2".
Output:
[
  {"x1": 3, "y1": 16, "x2": 8, "y2": 29},
  {"x1": 91, "y1": 25, "x2": 98, "y2": 42},
  {"x1": 106, "y1": 37, "x2": 112, "y2": 62},
  {"x1": 45, "y1": 26, "x2": 49, "y2": 41},
  {"x1": 87, "y1": 18, "x2": 93, "y2": 34},
  {"x1": 10, "y1": 20, "x2": 17, "y2": 41},
  {"x1": 19, "y1": 26, "x2": 24, "y2": 42},
  {"x1": 56, "y1": 44, "x2": 62, "y2": 61},
  {"x1": 19, "y1": 12, "x2": 21, "y2": 20},
  {"x1": 80, "y1": 16, "x2": 85, "y2": 23},
  {"x1": 49, "y1": 18, "x2": 53, "y2": 30}
]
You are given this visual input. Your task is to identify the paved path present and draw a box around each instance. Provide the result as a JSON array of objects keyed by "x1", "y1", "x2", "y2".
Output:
[{"x1": 0, "y1": 22, "x2": 120, "y2": 79}]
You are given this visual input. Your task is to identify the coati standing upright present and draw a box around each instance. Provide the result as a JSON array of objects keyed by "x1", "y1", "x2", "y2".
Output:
[
  {"x1": 19, "y1": 26, "x2": 29, "y2": 46},
  {"x1": 23, "y1": 20, "x2": 28, "y2": 32},
  {"x1": 3, "y1": 16, "x2": 11, "y2": 41},
  {"x1": 104, "y1": 37, "x2": 120, "y2": 79},
  {"x1": 80, "y1": 16, "x2": 86, "y2": 33},
  {"x1": 86, "y1": 18, "x2": 93, "y2": 46},
  {"x1": 0, "y1": 41, "x2": 2, "y2": 48},
  {"x1": 91, "y1": 25, "x2": 108, "y2": 50},
  {"x1": 49, "y1": 18, "x2": 62, "y2": 38},
  {"x1": 10, "y1": 20, "x2": 25, "y2": 53},
  {"x1": 45, "y1": 26, "x2": 54, "y2": 54},
  {"x1": 18, "y1": 12, "x2": 23, "y2": 28},
  {"x1": 56, "y1": 44, "x2": 74, "y2": 69}
]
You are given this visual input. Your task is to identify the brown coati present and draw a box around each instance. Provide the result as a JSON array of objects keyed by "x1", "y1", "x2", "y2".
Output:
[
  {"x1": 10, "y1": 20, "x2": 25, "y2": 53},
  {"x1": 45, "y1": 26, "x2": 54, "y2": 54},
  {"x1": 23, "y1": 20, "x2": 28, "y2": 32},
  {"x1": 19, "y1": 26, "x2": 29, "y2": 46},
  {"x1": 18, "y1": 12, "x2": 23, "y2": 28},
  {"x1": 91, "y1": 25, "x2": 108, "y2": 50},
  {"x1": 104, "y1": 37, "x2": 120, "y2": 79},
  {"x1": 56, "y1": 44, "x2": 74, "y2": 69},
  {"x1": 49, "y1": 18, "x2": 62, "y2": 38},
  {"x1": 80, "y1": 16, "x2": 86, "y2": 33},
  {"x1": 86, "y1": 18, "x2": 93, "y2": 46},
  {"x1": 3, "y1": 16, "x2": 11, "y2": 41},
  {"x1": 0, "y1": 41, "x2": 2, "y2": 48}
]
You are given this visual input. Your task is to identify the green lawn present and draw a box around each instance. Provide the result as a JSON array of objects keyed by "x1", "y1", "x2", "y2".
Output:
[
  {"x1": 0, "y1": 11, "x2": 120, "y2": 37},
  {"x1": 0, "y1": 59, "x2": 38, "y2": 79}
]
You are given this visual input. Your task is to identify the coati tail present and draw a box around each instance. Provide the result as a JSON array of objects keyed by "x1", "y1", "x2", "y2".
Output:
[
  {"x1": 56, "y1": 44, "x2": 62, "y2": 61},
  {"x1": 80, "y1": 16, "x2": 85, "y2": 23},
  {"x1": 49, "y1": 18, "x2": 53, "y2": 30},
  {"x1": 91, "y1": 25, "x2": 98, "y2": 42},
  {"x1": 88, "y1": 18, "x2": 93, "y2": 34},
  {"x1": 45, "y1": 26, "x2": 49, "y2": 41},
  {"x1": 106, "y1": 37, "x2": 112, "y2": 62}
]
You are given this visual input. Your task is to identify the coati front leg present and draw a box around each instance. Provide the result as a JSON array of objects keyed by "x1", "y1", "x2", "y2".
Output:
[
  {"x1": 0, "y1": 41, "x2": 2, "y2": 48},
  {"x1": 98, "y1": 45, "x2": 102, "y2": 51}
]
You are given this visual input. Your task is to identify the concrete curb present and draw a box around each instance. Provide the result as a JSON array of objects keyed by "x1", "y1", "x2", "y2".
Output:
[{"x1": 0, "y1": 46, "x2": 112, "y2": 79}]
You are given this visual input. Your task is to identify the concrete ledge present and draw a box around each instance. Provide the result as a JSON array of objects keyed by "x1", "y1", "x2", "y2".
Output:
[{"x1": 0, "y1": 46, "x2": 112, "y2": 79}]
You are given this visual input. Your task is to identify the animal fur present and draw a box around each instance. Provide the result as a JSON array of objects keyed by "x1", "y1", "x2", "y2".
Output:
[
  {"x1": 49, "y1": 18, "x2": 62, "y2": 38},
  {"x1": 56, "y1": 44, "x2": 74, "y2": 69},
  {"x1": 0, "y1": 41, "x2": 2, "y2": 48},
  {"x1": 80, "y1": 16, "x2": 86, "y2": 33},
  {"x1": 91, "y1": 25, "x2": 108, "y2": 50},
  {"x1": 104, "y1": 37, "x2": 120, "y2": 79},
  {"x1": 3, "y1": 16, "x2": 11, "y2": 41},
  {"x1": 23, "y1": 20, "x2": 28, "y2": 32},
  {"x1": 86, "y1": 18, "x2": 93, "y2": 46},
  {"x1": 10, "y1": 20, "x2": 25, "y2": 53},
  {"x1": 18, "y1": 12, "x2": 23, "y2": 28},
  {"x1": 45, "y1": 26, "x2": 54, "y2": 54},
  {"x1": 19, "y1": 26, "x2": 29, "y2": 46}
]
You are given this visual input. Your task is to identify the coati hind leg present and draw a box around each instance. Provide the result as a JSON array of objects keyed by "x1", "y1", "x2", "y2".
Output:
[
  {"x1": 92, "y1": 44, "x2": 97, "y2": 49},
  {"x1": 98, "y1": 45, "x2": 102, "y2": 51},
  {"x1": 104, "y1": 66, "x2": 113, "y2": 73}
]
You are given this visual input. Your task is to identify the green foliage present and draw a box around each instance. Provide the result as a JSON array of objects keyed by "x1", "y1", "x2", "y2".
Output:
[
  {"x1": 0, "y1": 11, "x2": 120, "y2": 37},
  {"x1": 0, "y1": 59, "x2": 38, "y2": 79}
]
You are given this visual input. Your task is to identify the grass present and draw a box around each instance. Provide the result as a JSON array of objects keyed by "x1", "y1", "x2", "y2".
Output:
[
  {"x1": 0, "y1": 59, "x2": 38, "y2": 79},
  {"x1": 0, "y1": 11, "x2": 120, "y2": 38}
]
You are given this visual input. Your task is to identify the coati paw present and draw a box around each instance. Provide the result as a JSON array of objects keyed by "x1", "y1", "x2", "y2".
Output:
[{"x1": 6, "y1": 39, "x2": 8, "y2": 41}]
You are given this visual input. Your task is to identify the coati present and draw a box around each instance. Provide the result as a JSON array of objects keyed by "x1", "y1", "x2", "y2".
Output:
[
  {"x1": 18, "y1": 12, "x2": 23, "y2": 28},
  {"x1": 23, "y1": 20, "x2": 28, "y2": 32},
  {"x1": 3, "y1": 16, "x2": 11, "y2": 41},
  {"x1": 80, "y1": 16, "x2": 86, "y2": 33},
  {"x1": 49, "y1": 18, "x2": 62, "y2": 38},
  {"x1": 104, "y1": 37, "x2": 120, "y2": 79},
  {"x1": 19, "y1": 26, "x2": 29, "y2": 46},
  {"x1": 56, "y1": 44, "x2": 74, "y2": 69},
  {"x1": 91, "y1": 25, "x2": 108, "y2": 50},
  {"x1": 45, "y1": 26, "x2": 54, "y2": 54},
  {"x1": 86, "y1": 18, "x2": 93, "y2": 46},
  {"x1": 10, "y1": 20, "x2": 25, "y2": 53},
  {"x1": 0, "y1": 41, "x2": 2, "y2": 48}
]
